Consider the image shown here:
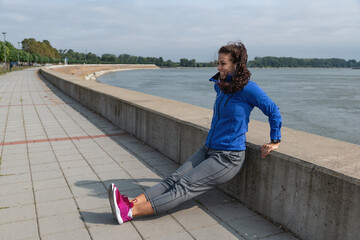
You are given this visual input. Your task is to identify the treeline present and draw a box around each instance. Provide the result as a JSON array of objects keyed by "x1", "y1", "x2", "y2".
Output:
[
  {"x1": 59, "y1": 49, "x2": 216, "y2": 67},
  {"x1": 0, "y1": 38, "x2": 61, "y2": 65},
  {"x1": 248, "y1": 56, "x2": 360, "y2": 68},
  {"x1": 4, "y1": 38, "x2": 358, "y2": 69},
  {"x1": 1, "y1": 38, "x2": 216, "y2": 68}
]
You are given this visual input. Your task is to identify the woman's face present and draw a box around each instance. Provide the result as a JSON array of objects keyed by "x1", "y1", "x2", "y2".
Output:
[{"x1": 218, "y1": 53, "x2": 236, "y2": 80}]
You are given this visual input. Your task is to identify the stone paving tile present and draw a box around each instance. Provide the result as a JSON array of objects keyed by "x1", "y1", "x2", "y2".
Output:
[
  {"x1": 33, "y1": 177, "x2": 68, "y2": 191},
  {"x1": 29, "y1": 156, "x2": 58, "y2": 165},
  {"x1": 0, "y1": 173, "x2": 31, "y2": 185},
  {"x1": 189, "y1": 224, "x2": 246, "y2": 240},
  {"x1": 81, "y1": 207, "x2": 116, "y2": 228},
  {"x1": 132, "y1": 214, "x2": 186, "y2": 239},
  {"x1": 37, "y1": 198, "x2": 79, "y2": 218},
  {"x1": 66, "y1": 173, "x2": 100, "y2": 187},
  {"x1": 194, "y1": 189, "x2": 234, "y2": 206},
  {"x1": 1, "y1": 149, "x2": 28, "y2": 157},
  {"x1": 119, "y1": 158, "x2": 149, "y2": 170},
  {"x1": 228, "y1": 214, "x2": 284, "y2": 240},
  {"x1": 171, "y1": 206, "x2": 219, "y2": 231},
  {"x1": 56, "y1": 153, "x2": 84, "y2": 162},
  {"x1": 52, "y1": 148, "x2": 79, "y2": 156},
  {"x1": 58, "y1": 159, "x2": 88, "y2": 169},
  {"x1": 0, "y1": 219, "x2": 39, "y2": 240},
  {"x1": 38, "y1": 212, "x2": 86, "y2": 237},
  {"x1": 0, "y1": 164, "x2": 30, "y2": 175},
  {"x1": 34, "y1": 186, "x2": 73, "y2": 203},
  {"x1": 126, "y1": 167, "x2": 161, "y2": 179},
  {"x1": 30, "y1": 162, "x2": 60, "y2": 173},
  {"x1": 86, "y1": 156, "x2": 117, "y2": 166},
  {"x1": 0, "y1": 157, "x2": 28, "y2": 168},
  {"x1": 41, "y1": 228, "x2": 91, "y2": 240},
  {"x1": 31, "y1": 169, "x2": 64, "y2": 182},
  {"x1": 88, "y1": 223, "x2": 141, "y2": 240},
  {"x1": 205, "y1": 200, "x2": 257, "y2": 222},
  {"x1": 0, "y1": 181, "x2": 32, "y2": 195},
  {"x1": 28, "y1": 151, "x2": 56, "y2": 160},
  {"x1": 62, "y1": 165, "x2": 94, "y2": 178},
  {"x1": 96, "y1": 169, "x2": 132, "y2": 182},
  {"x1": 91, "y1": 163, "x2": 124, "y2": 173},
  {"x1": 70, "y1": 182, "x2": 107, "y2": 197},
  {"x1": 0, "y1": 204, "x2": 36, "y2": 225},
  {"x1": 147, "y1": 231, "x2": 194, "y2": 240},
  {"x1": 76, "y1": 193, "x2": 109, "y2": 211},
  {"x1": 261, "y1": 232, "x2": 300, "y2": 240}
]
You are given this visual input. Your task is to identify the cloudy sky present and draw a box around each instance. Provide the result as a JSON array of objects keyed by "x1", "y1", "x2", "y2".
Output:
[{"x1": 1, "y1": 0, "x2": 360, "y2": 62}]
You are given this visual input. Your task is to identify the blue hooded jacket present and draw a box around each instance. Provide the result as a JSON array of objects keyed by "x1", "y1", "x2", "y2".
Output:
[{"x1": 205, "y1": 73, "x2": 282, "y2": 151}]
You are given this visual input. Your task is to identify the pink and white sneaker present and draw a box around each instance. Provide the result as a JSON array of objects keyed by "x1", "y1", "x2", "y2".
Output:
[
  {"x1": 109, "y1": 184, "x2": 134, "y2": 224},
  {"x1": 108, "y1": 183, "x2": 116, "y2": 218}
]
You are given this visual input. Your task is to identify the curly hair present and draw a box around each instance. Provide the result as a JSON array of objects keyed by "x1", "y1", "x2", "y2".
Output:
[{"x1": 217, "y1": 41, "x2": 251, "y2": 93}]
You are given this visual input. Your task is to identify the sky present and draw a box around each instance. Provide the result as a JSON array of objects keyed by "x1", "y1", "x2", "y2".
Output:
[{"x1": 1, "y1": 0, "x2": 360, "y2": 62}]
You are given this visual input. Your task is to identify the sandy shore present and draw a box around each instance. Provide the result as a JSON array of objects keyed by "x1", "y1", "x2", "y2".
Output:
[{"x1": 49, "y1": 64, "x2": 159, "y2": 81}]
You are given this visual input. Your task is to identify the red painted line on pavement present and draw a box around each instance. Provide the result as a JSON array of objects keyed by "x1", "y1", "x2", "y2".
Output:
[
  {"x1": 0, "y1": 102, "x2": 73, "y2": 108},
  {"x1": 0, "y1": 91, "x2": 52, "y2": 93},
  {"x1": 0, "y1": 132, "x2": 128, "y2": 146}
]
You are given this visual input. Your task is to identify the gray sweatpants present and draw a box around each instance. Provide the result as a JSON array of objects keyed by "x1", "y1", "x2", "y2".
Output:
[{"x1": 143, "y1": 145, "x2": 245, "y2": 214}]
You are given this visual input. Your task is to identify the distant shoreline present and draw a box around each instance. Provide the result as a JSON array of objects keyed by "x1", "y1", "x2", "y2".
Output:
[{"x1": 49, "y1": 64, "x2": 159, "y2": 81}]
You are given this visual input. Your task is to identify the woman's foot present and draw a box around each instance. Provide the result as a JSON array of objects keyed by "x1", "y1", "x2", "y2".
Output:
[{"x1": 108, "y1": 183, "x2": 134, "y2": 224}]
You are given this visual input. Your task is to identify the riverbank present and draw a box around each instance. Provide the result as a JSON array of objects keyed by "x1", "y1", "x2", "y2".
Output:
[{"x1": 49, "y1": 64, "x2": 159, "y2": 81}]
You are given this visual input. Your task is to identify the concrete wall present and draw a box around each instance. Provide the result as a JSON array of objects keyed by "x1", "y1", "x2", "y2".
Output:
[{"x1": 39, "y1": 67, "x2": 360, "y2": 240}]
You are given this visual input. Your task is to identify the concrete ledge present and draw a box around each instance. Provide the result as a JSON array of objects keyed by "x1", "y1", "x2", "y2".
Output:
[{"x1": 39, "y1": 67, "x2": 360, "y2": 240}]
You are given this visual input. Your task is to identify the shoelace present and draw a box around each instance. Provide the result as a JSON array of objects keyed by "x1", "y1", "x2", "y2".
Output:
[{"x1": 122, "y1": 194, "x2": 134, "y2": 208}]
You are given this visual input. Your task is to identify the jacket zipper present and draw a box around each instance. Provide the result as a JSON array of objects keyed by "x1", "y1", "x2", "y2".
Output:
[
  {"x1": 224, "y1": 94, "x2": 234, "y2": 107},
  {"x1": 208, "y1": 93, "x2": 225, "y2": 148}
]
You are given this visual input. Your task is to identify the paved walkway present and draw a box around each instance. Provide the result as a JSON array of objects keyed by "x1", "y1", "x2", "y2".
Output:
[{"x1": 0, "y1": 68, "x2": 299, "y2": 240}]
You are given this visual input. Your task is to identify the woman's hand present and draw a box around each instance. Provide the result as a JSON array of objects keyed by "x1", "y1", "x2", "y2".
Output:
[{"x1": 261, "y1": 142, "x2": 280, "y2": 159}]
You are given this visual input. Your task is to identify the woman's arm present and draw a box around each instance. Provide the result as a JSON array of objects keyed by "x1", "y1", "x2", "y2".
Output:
[{"x1": 245, "y1": 82, "x2": 282, "y2": 158}]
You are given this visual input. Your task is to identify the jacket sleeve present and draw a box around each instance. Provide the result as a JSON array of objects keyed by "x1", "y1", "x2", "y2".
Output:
[{"x1": 245, "y1": 83, "x2": 282, "y2": 141}]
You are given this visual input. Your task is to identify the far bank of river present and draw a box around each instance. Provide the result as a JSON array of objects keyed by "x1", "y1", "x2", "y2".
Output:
[{"x1": 98, "y1": 67, "x2": 360, "y2": 145}]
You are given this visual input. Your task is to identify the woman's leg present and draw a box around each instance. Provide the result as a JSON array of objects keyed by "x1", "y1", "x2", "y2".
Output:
[
  {"x1": 132, "y1": 201, "x2": 154, "y2": 217},
  {"x1": 136, "y1": 145, "x2": 208, "y2": 204},
  {"x1": 135, "y1": 149, "x2": 245, "y2": 216}
]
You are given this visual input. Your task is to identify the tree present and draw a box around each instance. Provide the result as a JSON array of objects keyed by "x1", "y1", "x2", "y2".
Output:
[
  {"x1": 86, "y1": 52, "x2": 98, "y2": 62},
  {"x1": 101, "y1": 54, "x2": 117, "y2": 62},
  {"x1": 180, "y1": 58, "x2": 189, "y2": 67},
  {"x1": 0, "y1": 41, "x2": 10, "y2": 62},
  {"x1": 22, "y1": 38, "x2": 60, "y2": 59}
]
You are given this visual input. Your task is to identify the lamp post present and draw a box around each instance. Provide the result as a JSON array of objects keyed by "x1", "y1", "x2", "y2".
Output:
[
  {"x1": 18, "y1": 42, "x2": 20, "y2": 68},
  {"x1": 2, "y1": 32, "x2": 6, "y2": 70}
]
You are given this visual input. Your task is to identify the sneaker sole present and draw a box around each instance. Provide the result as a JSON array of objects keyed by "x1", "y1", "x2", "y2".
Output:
[
  {"x1": 113, "y1": 186, "x2": 124, "y2": 224},
  {"x1": 108, "y1": 184, "x2": 116, "y2": 219}
]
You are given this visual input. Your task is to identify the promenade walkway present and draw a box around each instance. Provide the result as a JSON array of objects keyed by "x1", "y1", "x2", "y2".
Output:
[{"x1": 0, "y1": 68, "x2": 299, "y2": 240}]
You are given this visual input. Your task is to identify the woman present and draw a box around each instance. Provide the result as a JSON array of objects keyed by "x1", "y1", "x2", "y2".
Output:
[{"x1": 108, "y1": 41, "x2": 282, "y2": 224}]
